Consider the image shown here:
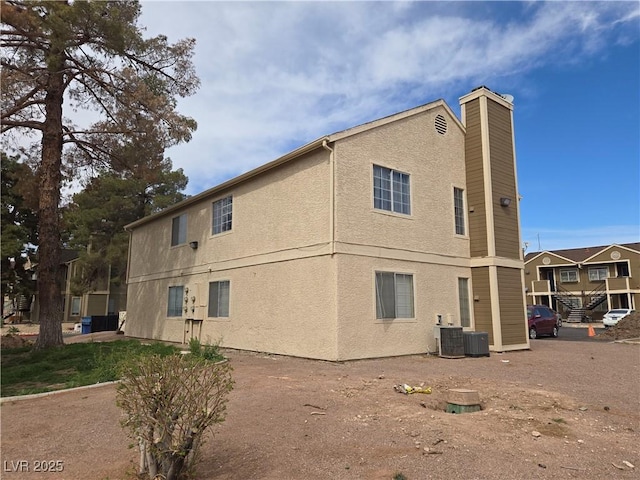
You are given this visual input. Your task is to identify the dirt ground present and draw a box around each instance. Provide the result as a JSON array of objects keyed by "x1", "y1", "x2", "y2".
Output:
[
  {"x1": 1, "y1": 326, "x2": 639, "y2": 480},
  {"x1": 598, "y1": 312, "x2": 640, "y2": 340}
]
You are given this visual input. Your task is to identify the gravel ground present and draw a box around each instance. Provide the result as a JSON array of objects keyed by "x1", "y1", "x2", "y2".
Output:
[{"x1": 1, "y1": 335, "x2": 639, "y2": 480}]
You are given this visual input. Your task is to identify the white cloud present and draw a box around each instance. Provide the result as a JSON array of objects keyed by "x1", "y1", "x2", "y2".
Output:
[{"x1": 135, "y1": 1, "x2": 639, "y2": 194}]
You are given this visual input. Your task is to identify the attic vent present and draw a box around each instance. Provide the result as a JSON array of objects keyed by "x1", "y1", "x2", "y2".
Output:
[{"x1": 434, "y1": 114, "x2": 447, "y2": 135}]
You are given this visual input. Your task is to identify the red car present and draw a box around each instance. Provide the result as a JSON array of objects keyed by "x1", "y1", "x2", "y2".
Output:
[{"x1": 527, "y1": 305, "x2": 559, "y2": 339}]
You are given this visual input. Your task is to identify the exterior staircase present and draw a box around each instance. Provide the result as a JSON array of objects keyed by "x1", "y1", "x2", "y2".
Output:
[
  {"x1": 567, "y1": 308, "x2": 587, "y2": 323},
  {"x1": 552, "y1": 286, "x2": 578, "y2": 310},
  {"x1": 553, "y1": 283, "x2": 607, "y2": 323},
  {"x1": 584, "y1": 284, "x2": 607, "y2": 310}
]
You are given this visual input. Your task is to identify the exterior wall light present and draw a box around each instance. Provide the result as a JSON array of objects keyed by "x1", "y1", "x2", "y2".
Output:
[
  {"x1": 189, "y1": 241, "x2": 198, "y2": 249},
  {"x1": 499, "y1": 197, "x2": 512, "y2": 207}
]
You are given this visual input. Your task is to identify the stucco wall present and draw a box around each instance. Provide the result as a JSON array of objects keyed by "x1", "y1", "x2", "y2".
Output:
[
  {"x1": 127, "y1": 148, "x2": 331, "y2": 282},
  {"x1": 335, "y1": 254, "x2": 473, "y2": 360},
  {"x1": 126, "y1": 148, "x2": 336, "y2": 357},
  {"x1": 333, "y1": 106, "x2": 469, "y2": 259},
  {"x1": 126, "y1": 255, "x2": 338, "y2": 359}
]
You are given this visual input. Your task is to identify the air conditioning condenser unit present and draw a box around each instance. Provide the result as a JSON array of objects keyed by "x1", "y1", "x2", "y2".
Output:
[
  {"x1": 436, "y1": 326, "x2": 465, "y2": 358},
  {"x1": 463, "y1": 331, "x2": 490, "y2": 357}
]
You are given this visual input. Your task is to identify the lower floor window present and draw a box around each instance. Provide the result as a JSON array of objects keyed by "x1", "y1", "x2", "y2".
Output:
[
  {"x1": 208, "y1": 280, "x2": 230, "y2": 317},
  {"x1": 167, "y1": 286, "x2": 184, "y2": 317},
  {"x1": 375, "y1": 272, "x2": 414, "y2": 319},
  {"x1": 71, "y1": 296, "x2": 81, "y2": 316}
]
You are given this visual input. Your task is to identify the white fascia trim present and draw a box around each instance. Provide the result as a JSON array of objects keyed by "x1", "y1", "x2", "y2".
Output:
[
  {"x1": 528, "y1": 252, "x2": 580, "y2": 266},
  {"x1": 459, "y1": 86, "x2": 514, "y2": 111},
  {"x1": 479, "y1": 96, "x2": 496, "y2": 257},
  {"x1": 510, "y1": 108, "x2": 524, "y2": 262},
  {"x1": 329, "y1": 99, "x2": 465, "y2": 142},
  {"x1": 470, "y1": 257, "x2": 524, "y2": 269},
  {"x1": 582, "y1": 244, "x2": 640, "y2": 263},
  {"x1": 488, "y1": 265, "x2": 504, "y2": 350}
]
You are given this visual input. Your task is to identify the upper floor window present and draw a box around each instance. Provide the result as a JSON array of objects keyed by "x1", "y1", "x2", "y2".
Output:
[
  {"x1": 208, "y1": 280, "x2": 230, "y2": 318},
  {"x1": 373, "y1": 165, "x2": 411, "y2": 215},
  {"x1": 453, "y1": 187, "x2": 465, "y2": 235},
  {"x1": 167, "y1": 286, "x2": 184, "y2": 317},
  {"x1": 375, "y1": 271, "x2": 414, "y2": 319},
  {"x1": 588, "y1": 267, "x2": 608, "y2": 281},
  {"x1": 171, "y1": 214, "x2": 187, "y2": 246},
  {"x1": 213, "y1": 196, "x2": 233, "y2": 235},
  {"x1": 560, "y1": 269, "x2": 579, "y2": 283}
]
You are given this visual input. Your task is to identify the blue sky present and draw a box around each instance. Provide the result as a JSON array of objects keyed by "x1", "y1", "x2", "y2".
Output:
[{"x1": 139, "y1": 1, "x2": 640, "y2": 252}]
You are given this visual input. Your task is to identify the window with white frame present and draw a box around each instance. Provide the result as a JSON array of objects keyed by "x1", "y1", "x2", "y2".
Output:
[
  {"x1": 212, "y1": 196, "x2": 233, "y2": 235},
  {"x1": 208, "y1": 280, "x2": 230, "y2": 318},
  {"x1": 375, "y1": 272, "x2": 414, "y2": 319},
  {"x1": 373, "y1": 165, "x2": 411, "y2": 215},
  {"x1": 588, "y1": 267, "x2": 608, "y2": 281},
  {"x1": 167, "y1": 286, "x2": 184, "y2": 317},
  {"x1": 454, "y1": 187, "x2": 465, "y2": 235},
  {"x1": 70, "y1": 297, "x2": 81, "y2": 316},
  {"x1": 458, "y1": 278, "x2": 471, "y2": 327},
  {"x1": 171, "y1": 214, "x2": 187, "y2": 246},
  {"x1": 560, "y1": 269, "x2": 579, "y2": 283}
]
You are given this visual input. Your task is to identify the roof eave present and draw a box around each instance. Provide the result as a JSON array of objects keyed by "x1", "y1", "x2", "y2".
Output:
[
  {"x1": 328, "y1": 99, "x2": 465, "y2": 143},
  {"x1": 124, "y1": 136, "x2": 329, "y2": 231}
]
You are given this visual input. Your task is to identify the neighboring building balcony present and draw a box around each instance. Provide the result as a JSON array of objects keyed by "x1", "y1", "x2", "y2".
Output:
[
  {"x1": 531, "y1": 280, "x2": 551, "y2": 294},
  {"x1": 606, "y1": 276, "x2": 630, "y2": 292}
]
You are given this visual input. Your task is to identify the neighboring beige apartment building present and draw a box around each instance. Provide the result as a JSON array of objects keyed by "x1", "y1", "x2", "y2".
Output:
[
  {"x1": 124, "y1": 86, "x2": 530, "y2": 360},
  {"x1": 525, "y1": 243, "x2": 639, "y2": 322},
  {"x1": 14, "y1": 249, "x2": 127, "y2": 324}
]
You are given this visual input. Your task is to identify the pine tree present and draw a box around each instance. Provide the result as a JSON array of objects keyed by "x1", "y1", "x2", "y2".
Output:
[
  {"x1": 1, "y1": 153, "x2": 38, "y2": 316},
  {"x1": 1, "y1": 1, "x2": 199, "y2": 348},
  {"x1": 64, "y1": 136, "x2": 188, "y2": 294}
]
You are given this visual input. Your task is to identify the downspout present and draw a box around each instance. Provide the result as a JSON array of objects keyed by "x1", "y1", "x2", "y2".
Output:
[
  {"x1": 322, "y1": 139, "x2": 335, "y2": 255},
  {"x1": 125, "y1": 229, "x2": 133, "y2": 290}
]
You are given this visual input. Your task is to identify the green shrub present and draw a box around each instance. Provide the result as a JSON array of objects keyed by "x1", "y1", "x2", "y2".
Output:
[{"x1": 188, "y1": 337, "x2": 224, "y2": 362}]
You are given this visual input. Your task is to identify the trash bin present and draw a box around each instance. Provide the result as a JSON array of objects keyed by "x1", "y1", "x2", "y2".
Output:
[
  {"x1": 90, "y1": 315, "x2": 118, "y2": 332},
  {"x1": 81, "y1": 316, "x2": 91, "y2": 334}
]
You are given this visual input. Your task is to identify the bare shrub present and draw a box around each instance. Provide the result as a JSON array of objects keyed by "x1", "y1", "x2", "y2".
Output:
[{"x1": 116, "y1": 354, "x2": 233, "y2": 480}]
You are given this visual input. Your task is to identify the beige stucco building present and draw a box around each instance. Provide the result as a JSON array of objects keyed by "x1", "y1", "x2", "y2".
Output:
[{"x1": 124, "y1": 86, "x2": 530, "y2": 360}]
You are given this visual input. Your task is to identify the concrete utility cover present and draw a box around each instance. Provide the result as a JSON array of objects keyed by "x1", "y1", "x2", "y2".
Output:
[{"x1": 447, "y1": 388, "x2": 480, "y2": 406}]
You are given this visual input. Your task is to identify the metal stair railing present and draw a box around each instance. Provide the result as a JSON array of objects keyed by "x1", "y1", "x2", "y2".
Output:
[
  {"x1": 584, "y1": 282, "x2": 607, "y2": 311},
  {"x1": 552, "y1": 285, "x2": 580, "y2": 310}
]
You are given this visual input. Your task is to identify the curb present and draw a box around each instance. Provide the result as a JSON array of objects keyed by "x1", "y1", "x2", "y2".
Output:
[
  {"x1": 0, "y1": 380, "x2": 119, "y2": 404},
  {"x1": 613, "y1": 338, "x2": 640, "y2": 345},
  {"x1": 562, "y1": 323, "x2": 604, "y2": 329}
]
